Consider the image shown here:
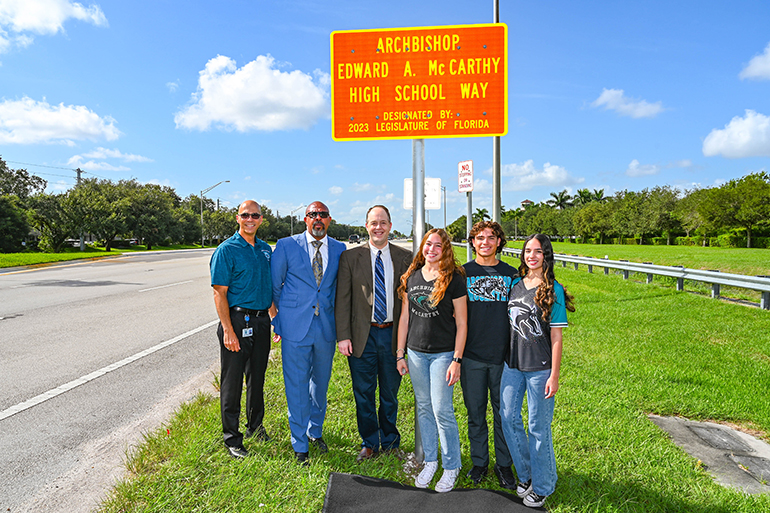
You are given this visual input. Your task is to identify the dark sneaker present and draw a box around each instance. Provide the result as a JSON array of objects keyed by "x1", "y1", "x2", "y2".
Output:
[
  {"x1": 309, "y1": 437, "x2": 328, "y2": 453},
  {"x1": 227, "y1": 445, "x2": 248, "y2": 459},
  {"x1": 466, "y1": 465, "x2": 488, "y2": 485},
  {"x1": 245, "y1": 425, "x2": 270, "y2": 442},
  {"x1": 516, "y1": 479, "x2": 533, "y2": 498},
  {"x1": 494, "y1": 463, "x2": 516, "y2": 490},
  {"x1": 523, "y1": 491, "x2": 547, "y2": 508}
]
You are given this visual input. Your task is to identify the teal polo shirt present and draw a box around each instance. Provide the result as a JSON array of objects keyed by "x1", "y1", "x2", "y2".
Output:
[{"x1": 210, "y1": 231, "x2": 273, "y2": 310}]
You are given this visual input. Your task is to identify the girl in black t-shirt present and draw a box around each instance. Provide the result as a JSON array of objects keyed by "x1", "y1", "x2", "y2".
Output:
[{"x1": 396, "y1": 228, "x2": 467, "y2": 492}]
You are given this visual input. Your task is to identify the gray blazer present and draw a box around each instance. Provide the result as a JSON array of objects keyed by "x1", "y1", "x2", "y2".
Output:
[{"x1": 335, "y1": 243, "x2": 413, "y2": 358}]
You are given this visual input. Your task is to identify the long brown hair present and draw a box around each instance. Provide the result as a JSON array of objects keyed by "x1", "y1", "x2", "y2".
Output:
[
  {"x1": 398, "y1": 229, "x2": 465, "y2": 307},
  {"x1": 519, "y1": 234, "x2": 575, "y2": 321}
]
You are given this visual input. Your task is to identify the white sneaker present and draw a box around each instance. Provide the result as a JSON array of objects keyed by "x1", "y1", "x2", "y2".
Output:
[
  {"x1": 415, "y1": 461, "x2": 438, "y2": 488},
  {"x1": 435, "y1": 468, "x2": 461, "y2": 492}
]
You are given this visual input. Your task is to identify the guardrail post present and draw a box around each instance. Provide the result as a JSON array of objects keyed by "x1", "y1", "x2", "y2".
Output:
[
  {"x1": 620, "y1": 260, "x2": 629, "y2": 280},
  {"x1": 710, "y1": 270, "x2": 720, "y2": 298},
  {"x1": 588, "y1": 264, "x2": 593, "y2": 273},
  {"x1": 759, "y1": 277, "x2": 770, "y2": 310},
  {"x1": 676, "y1": 266, "x2": 684, "y2": 291},
  {"x1": 573, "y1": 256, "x2": 579, "y2": 271},
  {"x1": 561, "y1": 254, "x2": 567, "y2": 268},
  {"x1": 603, "y1": 256, "x2": 609, "y2": 275},
  {"x1": 644, "y1": 263, "x2": 653, "y2": 284}
]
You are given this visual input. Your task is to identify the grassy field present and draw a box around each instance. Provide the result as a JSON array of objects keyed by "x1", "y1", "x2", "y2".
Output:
[
  {"x1": 0, "y1": 244, "x2": 202, "y2": 269},
  {"x1": 506, "y1": 241, "x2": 770, "y2": 277},
  {"x1": 98, "y1": 252, "x2": 770, "y2": 512}
]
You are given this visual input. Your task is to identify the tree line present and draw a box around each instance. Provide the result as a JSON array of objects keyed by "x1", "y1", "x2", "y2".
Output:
[
  {"x1": 0, "y1": 157, "x2": 370, "y2": 253},
  {"x1": 445, "y1": 172, "x2": 770, "y2": 249}
]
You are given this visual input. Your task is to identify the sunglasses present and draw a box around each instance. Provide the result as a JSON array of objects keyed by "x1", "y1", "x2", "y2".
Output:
[
  {"x1": 239, "y1": 212, "x2": 262, "y2": 219},
  {"x1": 306, "y1": 211, "x2": 330, "y2": 219}
]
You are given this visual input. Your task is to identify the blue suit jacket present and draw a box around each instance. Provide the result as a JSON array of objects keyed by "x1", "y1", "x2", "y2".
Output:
[{"x1": 271, "y1": 233, "x2": 346, "y2": 342}]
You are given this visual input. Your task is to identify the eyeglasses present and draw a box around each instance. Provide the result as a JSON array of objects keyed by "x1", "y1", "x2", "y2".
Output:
[
  {"x1": 239, "y1": 212, "x2": 262, "y2": 219},
  {"x1": 306, "y1": 211, "x2": 330, "y2": 219}
]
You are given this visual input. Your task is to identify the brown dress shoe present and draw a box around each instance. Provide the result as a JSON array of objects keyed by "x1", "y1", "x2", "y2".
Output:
[{"x1": 356, "y1": 447, "x2": 378, "y2": 462}]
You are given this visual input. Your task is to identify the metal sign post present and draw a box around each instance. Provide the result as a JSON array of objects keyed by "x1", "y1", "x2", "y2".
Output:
[{"x1": 458, "y1": 160, "x2": 474, "y2": 262}]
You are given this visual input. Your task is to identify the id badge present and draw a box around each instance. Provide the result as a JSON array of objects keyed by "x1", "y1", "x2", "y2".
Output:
[{"x1": 242, "y1": 327, "x2": 253, "y2": 337}]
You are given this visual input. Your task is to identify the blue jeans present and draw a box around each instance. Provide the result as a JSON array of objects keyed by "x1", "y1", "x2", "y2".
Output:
[
  {"x1": 407, "y1": 349, "x2": 461, "y2": 470},
  {"x1": 348, "y1": 325, "x2": 402, "y2": 451},
  {"x1": 500, "y1": 366, "x2": 557, "y2": 496}
]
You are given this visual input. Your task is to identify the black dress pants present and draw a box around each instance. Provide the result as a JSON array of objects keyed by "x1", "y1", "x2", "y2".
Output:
[{"x1": 218, "y1": 309, "x2": 271, "y2": 448}]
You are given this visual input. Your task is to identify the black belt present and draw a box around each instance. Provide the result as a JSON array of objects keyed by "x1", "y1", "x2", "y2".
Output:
[{"x1": 231, "y1": 306, "x2": 269, "y2": 316}]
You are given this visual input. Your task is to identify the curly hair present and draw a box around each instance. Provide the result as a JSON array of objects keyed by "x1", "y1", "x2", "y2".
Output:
[
  {"x1": 398, "y1": 228, "x2": 465, "y2": 307},
  {"x1": 468, "y1": 220, "x2": 507, "y2": 254},
  {"x1": 519, "y1": 234, "x2": 575, "y2": 321}
]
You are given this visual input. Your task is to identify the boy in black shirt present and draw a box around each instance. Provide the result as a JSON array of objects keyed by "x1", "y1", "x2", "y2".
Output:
[{"x1": 461, "y1": 221, "x2": 517, "y2": 488}]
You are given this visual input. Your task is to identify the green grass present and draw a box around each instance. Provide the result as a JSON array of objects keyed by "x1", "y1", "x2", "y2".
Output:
[
  {"x1": 507, "y1": 241, "x2": 770, "y2": 276},
  {"x1": 99, "y1": 252, "x2": 770, "y2": 512},
  {"x1": 0, "y1": 244, "x2": 203, "y2": 269}
]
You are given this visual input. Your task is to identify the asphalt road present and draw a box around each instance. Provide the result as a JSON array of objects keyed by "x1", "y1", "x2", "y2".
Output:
[{"x1": 0, "y1": 249, "x2": 221, "y2": 512}]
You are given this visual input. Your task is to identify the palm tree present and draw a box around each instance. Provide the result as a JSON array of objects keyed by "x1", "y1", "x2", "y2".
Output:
[
  {"x1": 573, "y1": 188, "x2": 593, "y2": 206},
  {"x1": 546, "y1": 189, "x2": 573, "y2": 210},
  {"x1": 592, "y1": 188, "x2": 607, "y2": 202},
  {"x1": 472, "y1": 208, "x2": 490, "y2": 223}
]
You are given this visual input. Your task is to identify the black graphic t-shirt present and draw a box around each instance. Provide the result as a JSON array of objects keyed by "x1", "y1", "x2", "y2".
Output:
[
  {"x1": 463, "y1": 260, "x2": 517, "y2": 364},
  {"x1": 406, "y1": 269, "x2": 467, "y2": 353},
  {"x1": 505, "y1": 277, "x2": 569, "y2": 371}
]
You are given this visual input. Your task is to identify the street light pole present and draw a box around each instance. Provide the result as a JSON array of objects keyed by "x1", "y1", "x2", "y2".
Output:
[
  {"x1": 290, "y1": 204, "x2": 306, "y2": 235},
  {"x1": 201, "y1": 180, "x2": 229, "y2": 248},
  {"x1": 441, "y1": 185, "x2": 447, "y2": 229}
]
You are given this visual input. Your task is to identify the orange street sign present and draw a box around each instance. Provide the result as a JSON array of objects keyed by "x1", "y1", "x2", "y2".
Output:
[{"x1": 331, "y1": 23, "x2": 508, "y2": 141}]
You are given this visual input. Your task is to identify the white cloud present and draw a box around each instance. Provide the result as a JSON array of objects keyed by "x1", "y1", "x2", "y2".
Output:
[
  {"x1": 626, "y1": 159, "x2": 660, "y2": 177},
  {"x1": 166, "y1": 81, "x2": 179, "y2": 93},
  {"x1": 67, "y1": 147, "x2": 151, "y2": 171},
  {"x1": 702, "y1": 110, "x2": 770, "y2": 158},
  {"x1": 739, "y1": 42, "x2": 770, "y2": 80},
  {"x1": 174, "y1": 54, "x2": 330, "y2": 132},
  {"x1": 329, "y1": 185, "x2": 343, "y2": 195},
  {"x1": 0, "y1": 0, "x2": 107, "y2": 53},
  {"x1": 0, "y1": 96, "x2": 120, "y2": 145},
  {"x1": 501, "y1": 160, "x2": 584, "y2": 191},
  {"x1": 79, "y1": 147, "x2": 152, "y2": 162},
  {"x1": 591, "y1": 88, "x2": 664, "y2": 118}
]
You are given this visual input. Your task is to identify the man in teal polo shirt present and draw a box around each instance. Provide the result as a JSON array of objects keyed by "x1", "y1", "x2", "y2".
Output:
[{"x1": 210, "y1": 200, "x2": 274, "y2": 459}]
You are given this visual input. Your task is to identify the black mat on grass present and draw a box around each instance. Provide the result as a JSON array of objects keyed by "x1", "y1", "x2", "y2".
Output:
[{"x1": 322, "y1": 472, "x2": 540, "y2": 512}]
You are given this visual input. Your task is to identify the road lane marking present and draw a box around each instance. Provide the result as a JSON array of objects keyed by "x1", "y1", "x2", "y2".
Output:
[
  {"x1": 139, "y1": 280, "x2": 194, "y2": 292},
  {"x1": 0, "y1": 319, "x2": 219, "y2": 422}
]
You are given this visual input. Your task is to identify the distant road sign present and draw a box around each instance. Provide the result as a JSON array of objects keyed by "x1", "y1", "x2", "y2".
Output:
[
  {"x1": 404, "y1": 178, "x2": 442, "y2": 210},
  {"x1": 458, "y1": 160, "x2": 473, "y2": 192},
  {"x1": 331, "y1": 23, "x2": 508, "y2": 141}
]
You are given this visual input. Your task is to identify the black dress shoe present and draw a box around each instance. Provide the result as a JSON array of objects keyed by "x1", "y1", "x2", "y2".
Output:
[
  {"x1": 245, "y1": 425, "x2": 271, "y2": 442},
  {"x1": 309, "y1": 437, "x2": 328, "y2": 453},
  {"x1": 295, "y1": 451, "x2": 310, "y2": 466},
  {"x1": 227, "y1": 445, "x2": 249, "y2": 459}
]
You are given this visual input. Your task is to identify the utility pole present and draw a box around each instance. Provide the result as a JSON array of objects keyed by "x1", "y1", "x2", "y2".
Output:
[{"x1": 77, "y1": 168, "x2": 85, "y2": 252}]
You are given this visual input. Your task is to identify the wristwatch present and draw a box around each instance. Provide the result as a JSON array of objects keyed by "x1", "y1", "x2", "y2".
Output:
[{"x1": 452, "y1": 357, "x2": 462, "y2": 364}]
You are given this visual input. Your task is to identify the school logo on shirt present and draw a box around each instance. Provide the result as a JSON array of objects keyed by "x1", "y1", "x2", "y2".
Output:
[
  {"x1": 467, "y1": 275, "x2": 512, "y2": 302},
  {"x1": 262, "y1": 249, "x2": 271, "y2": 262},
  {"x1": 508, "y1": 299, "x2": 543, "y2": 342},
  {"x1": 409, "y1": 285, "x2": 439, "y2": 318}
]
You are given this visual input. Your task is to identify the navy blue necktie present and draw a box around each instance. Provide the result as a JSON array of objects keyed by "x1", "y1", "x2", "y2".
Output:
[{"x1": 374, "y1": 250, "x2": 387, "y2": 323}]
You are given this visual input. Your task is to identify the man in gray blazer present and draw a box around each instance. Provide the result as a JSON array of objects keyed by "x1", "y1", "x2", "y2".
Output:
[{"x1": 335, "y1": 205, "x2": 413, "y2": 462}]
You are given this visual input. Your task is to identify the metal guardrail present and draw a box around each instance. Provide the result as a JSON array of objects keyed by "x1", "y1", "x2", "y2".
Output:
[{"x1": 452, "y1": 242, "x2": 770, "y2": 310}]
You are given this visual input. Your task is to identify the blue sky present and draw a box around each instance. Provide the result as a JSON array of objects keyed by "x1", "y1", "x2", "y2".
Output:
[{"x1": 1, "y1": 0, "x2": 769, "y2": 233}]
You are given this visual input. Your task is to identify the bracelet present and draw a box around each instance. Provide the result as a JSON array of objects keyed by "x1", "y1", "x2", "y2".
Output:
[
  {"x1": 396, "y1": 348, "x2": 406, "y2": 354},
  {"x1": 396, "y1": 356, "x2": 405, "y2": 362}
]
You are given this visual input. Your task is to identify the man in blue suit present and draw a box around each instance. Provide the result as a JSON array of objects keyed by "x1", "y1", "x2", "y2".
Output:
[{"x1": 271, "y1": 201, "x2": 346, "y2": 465}]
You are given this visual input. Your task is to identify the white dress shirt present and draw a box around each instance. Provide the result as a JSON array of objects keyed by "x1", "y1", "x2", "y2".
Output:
[
  {"x1": 369, "y1": 242, "x2": 394, "y2": 323},
  {"x1": 305, "y1": 231, "x2": 329, "y2": 275}
]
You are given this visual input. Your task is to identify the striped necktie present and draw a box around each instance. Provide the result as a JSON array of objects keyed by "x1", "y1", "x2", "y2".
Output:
[
  {"x1": 374, "y1": 250, "x2": 386, "y2": 323},
  {"x1": 311, "y1": 240, "x2": 323, "y2": 286}
]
